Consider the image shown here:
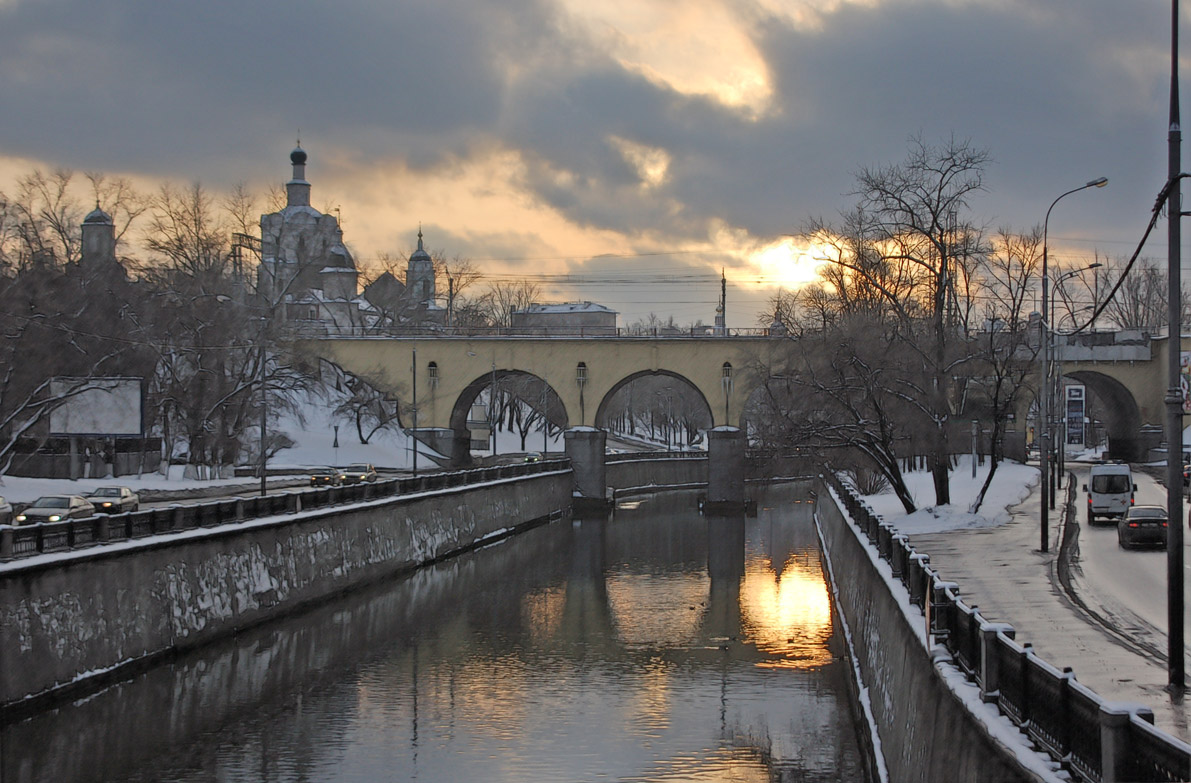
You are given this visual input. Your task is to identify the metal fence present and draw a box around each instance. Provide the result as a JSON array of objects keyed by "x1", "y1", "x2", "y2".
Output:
[
  {"x1": 822, "y1": 471, "x2": 1191, "y2": 783},
  {"x1": 0, "y1": 459, "x2": 570, "y2": 563}
]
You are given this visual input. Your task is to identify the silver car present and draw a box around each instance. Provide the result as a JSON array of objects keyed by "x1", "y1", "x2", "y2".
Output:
[
  {"x1": 86, "y1": 486, "x2": 140, "y2": 513},
  {"x1": 15, "y1": 495, "x2": 96, "y2": 524}
]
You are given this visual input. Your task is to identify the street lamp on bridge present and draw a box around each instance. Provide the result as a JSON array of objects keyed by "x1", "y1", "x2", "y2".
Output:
[{"x1": 1040, "y1": 176, "x2": 1108, "y2": 553}]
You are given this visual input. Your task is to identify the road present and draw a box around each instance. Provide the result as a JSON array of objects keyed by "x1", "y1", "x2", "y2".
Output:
[{"x1": 1063, "y1": 462, "x2": 1191, "y2": 664}]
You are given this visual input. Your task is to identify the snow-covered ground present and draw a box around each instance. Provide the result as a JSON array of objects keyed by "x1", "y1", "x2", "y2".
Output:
[
  {"x1": 859, "y1": 456, "x2": 1039, "y2": 535},
  {"x1": 0, "y1": 385, "x2": 563, "y2": 504}
]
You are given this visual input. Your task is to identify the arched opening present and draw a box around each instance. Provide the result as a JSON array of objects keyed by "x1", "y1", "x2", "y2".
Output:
[
  {"x1": 1063, "y1": 370, "x2": 1147, "y2": 460},
  {"x1": 447, "y1": 370, "x2": 569, "y2": 466},
  {"x1": 595, "y1": 370, "x2": 712, "y2": 451}
]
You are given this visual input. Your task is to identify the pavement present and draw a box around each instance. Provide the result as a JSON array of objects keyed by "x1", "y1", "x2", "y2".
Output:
[{"x1": 908, "y1": 473, "x2": 1191, "y2": 743}]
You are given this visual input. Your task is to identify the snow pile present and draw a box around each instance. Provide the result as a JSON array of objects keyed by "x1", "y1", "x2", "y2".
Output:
[{"x1": 859, "y1": 456, "x2": 1037, "y2": 535}]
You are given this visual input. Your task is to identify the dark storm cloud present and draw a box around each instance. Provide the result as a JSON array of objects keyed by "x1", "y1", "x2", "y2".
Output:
[
  {"x1": 0, "y1": 0, "x2": 1176, "y2": 258},
  {"x1": 0, "y1": 0, "x2": 550, "y2": 176}
]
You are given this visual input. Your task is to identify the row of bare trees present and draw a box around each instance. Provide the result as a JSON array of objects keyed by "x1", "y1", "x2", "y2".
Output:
[{"x1": 752, "y1": 135, "x2": 1187, "y2": 513}]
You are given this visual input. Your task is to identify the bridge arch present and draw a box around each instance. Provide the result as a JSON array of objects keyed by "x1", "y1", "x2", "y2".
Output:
[
  {"x1": 1062, "y1": 369, "x2": 1144, "y2": 459},
  {"x1": 594, "y1": 370, "x2": 714, "y2": 446},
  {"x1": 447, "y1": 370, "x2": 569, "y2": 464}
]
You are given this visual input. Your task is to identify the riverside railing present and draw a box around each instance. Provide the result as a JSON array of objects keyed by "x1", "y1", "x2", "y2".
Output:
[
  {"x1": 0, "y1": 459, "x2": 570, "y2": 563},
  {"x1": 822, "y1": 471, "x2": 1191, "y2": 783}
]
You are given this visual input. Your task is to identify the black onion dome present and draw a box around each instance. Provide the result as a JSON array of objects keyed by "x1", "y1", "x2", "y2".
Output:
[{"x1": 290, "y1": 146, "x2": 307, "y2": 166}]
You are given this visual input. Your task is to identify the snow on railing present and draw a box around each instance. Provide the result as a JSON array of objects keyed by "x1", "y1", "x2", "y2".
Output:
[
  {"x1": 823, "y1": 471, "x2": 1191, "y2": 783},
  {"x1": 0, "y1": 459, "x2": 571, "y2": 563}
]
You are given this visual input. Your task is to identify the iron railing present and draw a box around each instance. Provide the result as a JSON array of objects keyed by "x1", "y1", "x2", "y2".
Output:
[
  {"x1": 822, "y1": 471, "x2": 1191, "y2": 783},
  {"x1": 0, "y1": 459, "x2": 570, "y2": 563}
]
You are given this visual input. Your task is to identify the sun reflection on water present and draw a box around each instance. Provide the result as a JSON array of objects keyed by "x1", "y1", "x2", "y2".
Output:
[{"x1": 739, "y1": 551, "x2": 834, "y2": 669}]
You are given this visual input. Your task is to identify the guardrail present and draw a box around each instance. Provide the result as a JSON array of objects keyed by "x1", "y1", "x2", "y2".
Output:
[
  {"x1": 822, "y1": 471, "x2": 1191, "y2": 783},
  {"x1": 606, "y1": 450, "x2": 706, "y2": 462},
  {"x1": 0, "y1": 459, "x2": 571, "y2": 563}
]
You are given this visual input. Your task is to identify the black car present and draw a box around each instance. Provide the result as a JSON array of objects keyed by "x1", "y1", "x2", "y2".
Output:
[
  {"x1": 341, "y1": 463, "x2": 378, "y2": 484},
  {"x1": 1118, "y1": 505, "x2": 1168, "y2": 549},
  {"x1": 310, "y1": 467, "x2": 344, "y2": 487}
]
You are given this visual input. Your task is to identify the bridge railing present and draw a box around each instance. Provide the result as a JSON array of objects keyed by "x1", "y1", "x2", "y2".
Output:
[
  {"x1": 0, "y1": 458, "x2": 571, "y2": 563},
  {"x1": 606, "y1": 450, "x2": 706, "y2": 462},
  {"x1": 822, "y1": 471, "x2": 1191, "y2": 783},
  {"x1": 316, "y1": 324, "x2": 778, "y2": 338}
]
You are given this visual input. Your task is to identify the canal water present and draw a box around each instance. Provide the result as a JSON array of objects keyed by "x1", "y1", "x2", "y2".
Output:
[{"x1": 3, "y1": 485, "x2": 871, "y2": 782}]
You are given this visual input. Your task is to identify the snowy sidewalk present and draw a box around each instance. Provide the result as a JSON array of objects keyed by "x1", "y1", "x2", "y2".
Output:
[{"x1": 906, "y1": 477, "x2": 1191, "y2": 743}]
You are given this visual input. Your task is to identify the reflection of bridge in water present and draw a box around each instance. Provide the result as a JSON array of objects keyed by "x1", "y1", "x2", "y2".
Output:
[{"x1": 304, "y1": 329, "x2": 1181, "y2": 463}]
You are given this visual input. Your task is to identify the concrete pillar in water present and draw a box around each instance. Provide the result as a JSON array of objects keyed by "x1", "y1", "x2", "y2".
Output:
[
  {"x1": 565, "y1": 427, "x2": 610, "y2": 514},
  {"x1": 705, "y1": 426, "x2": 746, "y2": 514}
]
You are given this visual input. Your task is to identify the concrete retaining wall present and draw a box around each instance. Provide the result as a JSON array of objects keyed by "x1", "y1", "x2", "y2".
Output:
[
  {"x1": 0, "y1": 471, "x2": 571, "y2": 711},
  {"x1": 815, "y1": 479, "x2": 1050, "y2": 783},
  {"x1": 606, "y1": 456, "x2": 707, "y2": 492}
]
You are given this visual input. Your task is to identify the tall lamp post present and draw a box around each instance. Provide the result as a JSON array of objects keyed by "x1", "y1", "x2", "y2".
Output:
[
  {"x1": 1040, "y1": 177, "x2": 1108, "y2": 552},
  {"x1": 1049, "y1": 262, "x2": 1103, "y2": 502}
]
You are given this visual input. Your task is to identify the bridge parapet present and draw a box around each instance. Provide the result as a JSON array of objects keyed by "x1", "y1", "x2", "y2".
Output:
[{"x1": 1054, "y1": 330, "x2": 1152, "y2": 362}]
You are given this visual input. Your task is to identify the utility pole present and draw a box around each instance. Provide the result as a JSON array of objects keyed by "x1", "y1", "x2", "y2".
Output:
[
  {"x1": 1166, "y1": 0, "x2": 1185, "y2": 695},
  {"x1": 412, "y1": 347, "x2": 418, "y2": 476}
]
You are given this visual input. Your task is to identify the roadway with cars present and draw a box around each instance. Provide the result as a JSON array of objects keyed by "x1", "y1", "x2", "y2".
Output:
[{"x1": 1063, "y1": 463, "x2": 1191, "y2": 665}]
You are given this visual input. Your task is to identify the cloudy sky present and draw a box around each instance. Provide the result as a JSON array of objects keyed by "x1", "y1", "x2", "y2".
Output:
[{"x1": 0, "y1": 0, "x2": 1182, "y2": 326}]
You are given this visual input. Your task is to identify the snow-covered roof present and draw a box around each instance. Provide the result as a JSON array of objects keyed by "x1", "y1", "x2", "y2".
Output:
[{"x1": 519, "y1": 301, "x2": 617, "y2": 315}]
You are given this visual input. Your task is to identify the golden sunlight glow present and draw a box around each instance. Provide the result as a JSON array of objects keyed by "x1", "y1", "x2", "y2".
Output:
[
  {"x1": 608, "y1": 135, "x2": 672, "y2": 189},
  {"x1": 738, "y1": 553, "x2": 833, "y2": 668},
  {"x1": 557, "y1": 0, "x2": 773, "y2": 117},
  {"x1": 750, "y1": 236, "x2": 828, "y2": 288}
]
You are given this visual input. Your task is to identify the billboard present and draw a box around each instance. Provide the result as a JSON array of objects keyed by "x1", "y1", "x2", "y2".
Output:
[{"x1": 48, "y1": 377, "x2": 144, "y2": 436}]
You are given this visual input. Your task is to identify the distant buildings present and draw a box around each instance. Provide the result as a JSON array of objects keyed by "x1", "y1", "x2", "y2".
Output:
[
  {"x1": 511, "y1": 302, "x2": 617, "y2": 335},
  {"x1": 255, "y1": 146, "x2": 442, "y2": 333}
]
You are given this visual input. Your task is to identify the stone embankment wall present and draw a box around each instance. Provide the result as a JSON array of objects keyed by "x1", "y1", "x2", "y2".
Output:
[
  {"x1": 814, "y1": 479, "x2": 1052, "y2": 783},
  {"x1": 0, "y1": 471, "x2": 570, "y2": 712},
  {"x1": 607, "y1": 455, "x2": 707, "y2": 495}
]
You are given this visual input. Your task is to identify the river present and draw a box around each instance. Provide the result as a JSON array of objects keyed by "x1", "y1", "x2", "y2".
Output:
[{"x1": 1, "y1": 485, "x2": 870, "y2": 782}]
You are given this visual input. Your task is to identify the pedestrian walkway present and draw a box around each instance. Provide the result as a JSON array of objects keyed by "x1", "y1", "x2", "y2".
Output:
[{"x1": 908, "y1": 477, "x2": 1191, "y2": 742}]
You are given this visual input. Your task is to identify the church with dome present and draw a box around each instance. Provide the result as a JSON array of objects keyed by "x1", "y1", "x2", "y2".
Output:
[{"x1": 256, "y1": 146, "x2": 442, "y2": 333}]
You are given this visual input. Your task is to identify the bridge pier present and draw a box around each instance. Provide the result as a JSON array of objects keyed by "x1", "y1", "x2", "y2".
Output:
[
  {"x1": 565, "y1": 427, "x2": 611, "y2": 515},
  {"x1": 704, "y1": 426, "x2": 747, "y2": 514}
]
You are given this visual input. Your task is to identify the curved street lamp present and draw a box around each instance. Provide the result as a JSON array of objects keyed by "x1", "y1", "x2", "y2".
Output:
[{"x1": 1039, "y1": 177, "x2": 1108, "y2": 553}]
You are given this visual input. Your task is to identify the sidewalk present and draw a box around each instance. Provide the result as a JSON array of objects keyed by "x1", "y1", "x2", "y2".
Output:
[{"x1": 907, "y1": 478, "x2": 1191, "y2": 743}]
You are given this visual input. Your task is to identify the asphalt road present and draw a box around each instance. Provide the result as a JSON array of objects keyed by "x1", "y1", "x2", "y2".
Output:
[{"x1": 1063, "y1": 463, "x2": 1191, "y2": 664}]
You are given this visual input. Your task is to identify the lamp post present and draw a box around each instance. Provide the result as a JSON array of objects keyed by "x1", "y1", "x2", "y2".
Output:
[
  {"x1": 1040, "y1": 176, "x2": 1108, "y2": 552},
  {"x1": 1049, "y1": 263, "x2": 1103, "y2": 502}
]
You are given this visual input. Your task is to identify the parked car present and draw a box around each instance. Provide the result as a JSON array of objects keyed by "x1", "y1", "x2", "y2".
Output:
[
  {"x1": 0, "y1": 496, "x2": 12, "y2": 525},
  {"x1": 341, "y1": 463, "x2": 377, "y2": 484},
  {"x1": 15, "y1": 495, "x2": 96, "y2": 524},
  {"x1": 1117, "y1": 505, "x2": 1168, "y2": 549},
  {"x1": 310, "y1": 467, "x2": 345, "y2": 487},
  {"x1": 86, "y1": 486, "x2": 140, "y2": 513}
]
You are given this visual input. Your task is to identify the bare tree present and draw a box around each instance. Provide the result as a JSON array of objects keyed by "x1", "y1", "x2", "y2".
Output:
[{"x1": 802, "y1": 135, "x2": 990, "y2": 505}]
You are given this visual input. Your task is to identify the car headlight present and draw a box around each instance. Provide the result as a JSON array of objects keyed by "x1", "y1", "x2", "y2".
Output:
[
  {"x1": 101, "y1": 502, "x2": 113, "y2": 508},
  {"x1": 15, "y1": 514, "x2": 26, "y2": 522},
  {"x1": 48, "y1": 514, "x2": 61, "y2": 522}
]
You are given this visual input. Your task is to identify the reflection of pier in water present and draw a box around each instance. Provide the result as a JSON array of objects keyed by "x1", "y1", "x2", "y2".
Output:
[{"x1": 3, "y1": 484, "x2": 865, "y2": 783}]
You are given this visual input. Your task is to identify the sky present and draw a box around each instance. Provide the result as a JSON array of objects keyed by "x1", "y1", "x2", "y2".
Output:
[{"x1": 0, "y1": 0, "x2": 1183, "y2": 326}]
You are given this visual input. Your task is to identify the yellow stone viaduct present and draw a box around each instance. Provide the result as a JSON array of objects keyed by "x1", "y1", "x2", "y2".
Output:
[
  {"x1": 302, "y1": 335, "x2": 785, "y2": 464},
  {"x1": 301, "y1": 330, "x2": 1183, "y2": 464}
]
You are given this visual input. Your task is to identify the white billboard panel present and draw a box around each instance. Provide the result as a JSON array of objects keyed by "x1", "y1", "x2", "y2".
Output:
[{"x1": 48, "y1": 377, "x2": 143, "y2": 436}]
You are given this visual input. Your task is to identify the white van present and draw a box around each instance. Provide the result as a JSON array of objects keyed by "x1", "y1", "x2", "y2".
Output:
[{"x1": 1083, "y1": 462, "x2": 1136, "y2": 525}]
